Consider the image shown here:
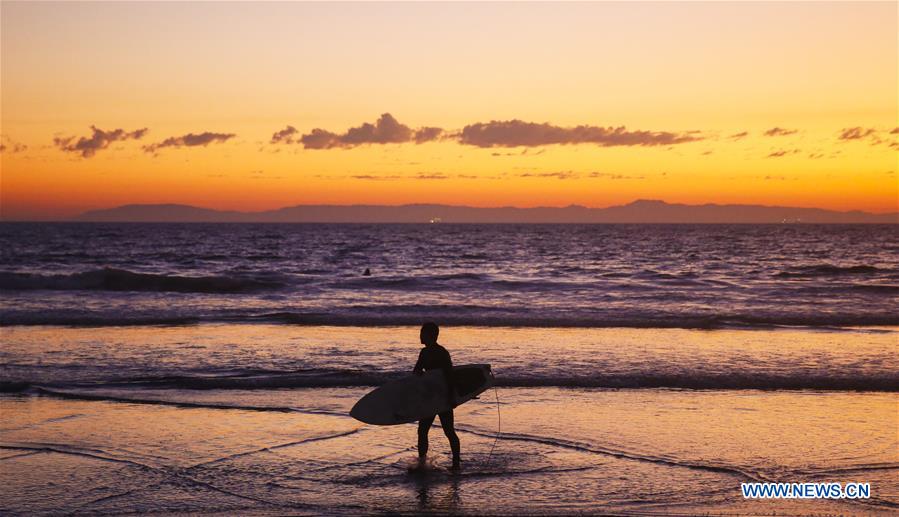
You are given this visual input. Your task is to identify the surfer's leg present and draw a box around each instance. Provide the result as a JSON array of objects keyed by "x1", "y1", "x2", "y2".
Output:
[
  {"x1": 438, "y1": 410, "x2": 461, "y2": 468},
  {"x1": 417, "y1": 415, "x2": 435, "y2": 460}
]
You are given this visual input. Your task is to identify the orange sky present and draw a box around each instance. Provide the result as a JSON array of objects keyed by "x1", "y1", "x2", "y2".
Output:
[{"x1": 1, "y1": 1, "x2": 897, "y2": 220}]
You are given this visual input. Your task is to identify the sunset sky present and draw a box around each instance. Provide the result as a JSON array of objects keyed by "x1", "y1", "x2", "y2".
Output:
[{"x1": 1, "y1": 1, "x2": 897, "y2": 220}]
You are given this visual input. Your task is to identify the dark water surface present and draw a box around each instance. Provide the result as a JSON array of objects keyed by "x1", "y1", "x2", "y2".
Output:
[
  {"x1": 2, "y1": 223, "x2": 898, "y2": 514},
  {"x1": 1, "y1": 223, "x2": 896, "y2": 327}
]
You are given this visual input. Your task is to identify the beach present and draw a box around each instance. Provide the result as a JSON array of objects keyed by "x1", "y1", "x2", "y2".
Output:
[{"x1": 2, "y1": 324, "x2": 897, "y2": 515}]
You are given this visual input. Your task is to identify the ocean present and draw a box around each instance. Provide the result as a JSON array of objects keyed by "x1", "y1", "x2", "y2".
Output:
[
  {"x1": 1, "y1": 223, "x2": 897, "y2": 328},
  {"x1": 1, "y1": 223, "x2": 897, "y2": 515}
]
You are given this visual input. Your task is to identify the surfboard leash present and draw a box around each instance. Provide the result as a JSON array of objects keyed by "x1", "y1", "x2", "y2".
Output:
[{"x1": 485, "y1": 383, "x2": 501, "y2": 467}]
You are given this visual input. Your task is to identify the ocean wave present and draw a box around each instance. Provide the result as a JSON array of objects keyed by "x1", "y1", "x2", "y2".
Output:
[
  {"x1": 8, "y1": 369, "x2": 897, "y2": 392},
  {"x1": 774, "y1": 264, "x2": 892, "y2": 278},
  {"x1": 328, "y1": 272, "x2": 491, "y2": 290},
  {"x1": 792, "y1": 283, "x2": 899, "y2": 294},
  {"x1": 0, "y1": 268, "x2": 285, "y2": 293},
  {"x1": 327, "y1": 272, "x2": 710, "y2": 292},
  {"x1": 0, "y1": 381, "x2": 30, "y2": 393},
  {"x1": 2, "y1": 308, "x2": 898, "y2": 329}
]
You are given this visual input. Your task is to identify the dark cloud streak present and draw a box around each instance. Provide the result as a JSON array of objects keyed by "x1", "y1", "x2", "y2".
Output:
[
  {"x1": 764, "y1": 127, "x2": 798, "y2": 137},
  {"x1": 144, "y1": 132, "x2": 236, "y2": 153},
  {"x1": 837, "y1": 127, "x2": 877, "y2": 141},
  {"x1": 414, "y1": 127, "x2": 443, "y2": 144},
  {"x1": 270, "y1": 125, "x2": 298, "y2": 144},
  {"x1": 54, "y1": 125, "x2": 147, "y2": 158},
  {"x1": 766, "y1": 149, "x2": 801, "y2": 158},
  {"x1": 458, "y1": 120, "x2": 702, "y2": 148},
  {"x1": 0, "y1": 136, "x2": 28, "y2": 154},
  {"x1": 288, "y1": 114, "x2": 699, "y2": 149},
  {"x1": 298, "y1": 114, "x2": 443, "y2": 149}
]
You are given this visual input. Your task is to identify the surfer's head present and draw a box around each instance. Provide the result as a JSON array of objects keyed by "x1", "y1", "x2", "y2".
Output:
[{"x1": 420, "y1": 322, "x2": 439, "y2": 345}]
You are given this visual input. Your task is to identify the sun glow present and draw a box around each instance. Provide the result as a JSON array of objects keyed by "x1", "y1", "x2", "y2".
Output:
[{"x1": 1, "y1": 1, "x2": 896, "y2": 220}]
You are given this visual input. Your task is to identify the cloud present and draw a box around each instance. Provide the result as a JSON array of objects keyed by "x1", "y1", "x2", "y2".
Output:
[
  {"x1": 766, "y1": 149, "x2": 801, "y2": 158},
  {"x1": 519, "y1": 171, "x2": 579, "y2": 180},
  {"x1": 834, "y1": 127, "x2": 899, "y2": 148},
  {"x1": 341, "y1": 113, "x2": 412, "y2": 145},
  {"x1": 414, "y1": 127, "x2": 443, "y2": 144},
  {"x1": 270, "y1": 125, "x2": 298, "y2": 144},
  {"x1": 414, "y1": 172, "x2": 449, "y2": 180},
  {"x1": 515, "y1": 170, "x2": 642, "y2": 180},
  {"x1": 299, "y1": 114, "x2": 443, "y2": 149},
  {"x1": 589, "y1": 171, "x2": 643, "y2": 180},
  {"x1": 837, "y1": 127, "x2": 877, "y2": 141},
  {"x1": 492, "y1": 148, "x2": 548, "y2": 157},
  {"x1": 292, "y1": 115, "x2": 699, "y2": 149},
  {"x1": 350, "y1": 174, "x2": 402, "y2": 181},
  {"x1": 300, "y1": 129, "x2": 341, "y2": 149},
  {"x1": 458, "y1": 120, "x2": 702, "y2": 148},
  {"x1": 349, "y1": 172, "x2": 449, "y2": 181},
  {"x1": 728, "y1": 131, "x2": 749, "y2": 140},
  {"x1": 144, "y1": 132, "x2": 236, "y2": 153},
  {"x1": 0, "y1": 136, "x2": 27, "y2": 154},
  {"x1": 763, "y1": 127, "x2": 798, "y2": 137},
  {"x1": 54, "y1": 125, "x2": 147, "y2": 158}
]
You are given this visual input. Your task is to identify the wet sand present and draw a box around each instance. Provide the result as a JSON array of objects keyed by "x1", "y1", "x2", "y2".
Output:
[{"x1": 1, "y1": 325, "x2": 897, "y2": 515}]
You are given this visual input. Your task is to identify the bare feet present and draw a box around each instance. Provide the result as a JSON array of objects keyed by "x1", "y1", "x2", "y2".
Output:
[{"x1": 408, "y1": 456, "x2": 428, "y2": 472}]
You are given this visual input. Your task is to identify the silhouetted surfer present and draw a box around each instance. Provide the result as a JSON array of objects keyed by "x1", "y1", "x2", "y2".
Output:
[{"x1": 413, "y1": 322, "x2": 461, "y2": 470}]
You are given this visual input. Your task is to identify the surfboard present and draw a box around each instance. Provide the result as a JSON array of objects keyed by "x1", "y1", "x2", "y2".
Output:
[{"x1": 350, "y1": 364, "x2": 494, "y2": 425}]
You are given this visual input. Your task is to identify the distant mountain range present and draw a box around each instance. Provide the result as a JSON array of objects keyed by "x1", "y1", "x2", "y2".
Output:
[{"x1": 70, "y1": 200, "x2": 898, "y2": 223}]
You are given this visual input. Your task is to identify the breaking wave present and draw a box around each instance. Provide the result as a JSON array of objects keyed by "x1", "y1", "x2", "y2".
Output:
[
  {"x1": 0, "y1": 268, "x2": 285, "y2": 293},
  {"x1": 2, "y1": 308, "x2": 897, "y2": 328},
  {"x1": 6, "y1": 368, "x2": 897, "y2": 393},
  {"x1": 774, "y1": 264, "x2": 895, "y2": 278}
]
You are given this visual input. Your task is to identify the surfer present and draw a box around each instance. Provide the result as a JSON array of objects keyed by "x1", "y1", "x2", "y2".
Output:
[{"x1": 413, "y1": 322, "x2": 461, "y2": 470}]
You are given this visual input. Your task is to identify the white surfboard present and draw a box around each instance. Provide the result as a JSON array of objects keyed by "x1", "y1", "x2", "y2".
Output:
[{"x1": 350, "y1": 364, "x2": 494, "y2": 425}]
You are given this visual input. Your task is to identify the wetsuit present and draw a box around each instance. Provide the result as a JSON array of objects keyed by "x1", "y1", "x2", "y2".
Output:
[{"x1": 413, "y1": 343, "x2": 460, "y2": 465}]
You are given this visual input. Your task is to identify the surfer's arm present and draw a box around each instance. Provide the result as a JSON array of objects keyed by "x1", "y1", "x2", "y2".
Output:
[
  {"x1": 441, "y1": 363, "x2": 455, "y2": 407},
  {"x1": 413, "y1": 350, "x2": 425, "y2": 376}
]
